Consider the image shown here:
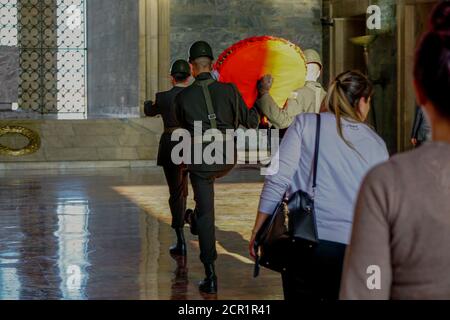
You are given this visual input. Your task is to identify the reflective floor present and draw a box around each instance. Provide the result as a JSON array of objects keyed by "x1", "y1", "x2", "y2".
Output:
[{"x1": 0, "y1": 167, "x2": 283, "y2": 300}]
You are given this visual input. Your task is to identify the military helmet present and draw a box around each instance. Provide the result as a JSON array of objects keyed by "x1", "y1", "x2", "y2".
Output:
[
  {"x1": 189, "y1": 41, "x2": 214, "y2": 62},
  {"x1": 303, "y1": 49, "x2": 323, "y2": 69},
  {"x1": 170, "y1": 59, "x2": 191, "y2": 76}
]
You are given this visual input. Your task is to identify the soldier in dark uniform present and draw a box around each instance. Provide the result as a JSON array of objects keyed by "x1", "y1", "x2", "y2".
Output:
[
  {"x1": 144, "y1": 59, "x2": 191, "y2": 257},
  {"x1": 175, "y1": 41, "x2": 260, "y2": 294}
]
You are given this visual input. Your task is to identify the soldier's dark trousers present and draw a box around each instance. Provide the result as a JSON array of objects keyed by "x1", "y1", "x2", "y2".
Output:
[
  {"x1": 163, "y1": 165, "x2": 188, "y2": 229},
  {"x1": 189, "y1": 166, "x2": 234, "y2": 264}
]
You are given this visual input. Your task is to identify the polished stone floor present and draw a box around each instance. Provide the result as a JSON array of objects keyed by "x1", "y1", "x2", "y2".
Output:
[{"x1": 0, "y1": 167, "x2": 283, "y2": 300}]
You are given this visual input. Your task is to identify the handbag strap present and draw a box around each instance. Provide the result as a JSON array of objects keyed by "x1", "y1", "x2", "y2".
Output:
[{"x1": 312, "y1": 114, "x2": 321, "y2": 194}]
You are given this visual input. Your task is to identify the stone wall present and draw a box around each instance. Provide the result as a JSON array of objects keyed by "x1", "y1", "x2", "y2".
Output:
[
  {"x1": 0, "y1": 46, "x2": 19, "y2": 111},
  {"x1": 170, "y1": 0, "x2": 323, "y2": 63},
  {"x1": 87, "y1": 0, "x2": 140, "y2": 118},
  {"x1": 321, "y1": 0, "x2": 331, "y2": 88},
  {"x1": 0, "y1": 118, "x2": 163, "y2": 166}
]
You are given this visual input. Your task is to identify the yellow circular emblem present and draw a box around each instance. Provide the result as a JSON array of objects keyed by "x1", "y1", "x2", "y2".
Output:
[{"x1": 0, "y1": 126, "x2": 41, "y2": 156}]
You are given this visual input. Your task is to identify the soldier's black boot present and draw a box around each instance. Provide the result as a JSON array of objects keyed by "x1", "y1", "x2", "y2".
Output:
[
  {"x1": 169, "y1": 228, "x2": 187, "y2": 256},
  {"x1": 184, "y1": 209, "x2": 198, "y2": 236},
  {"x1": 198, "y1": 263, "x2": 218, "y2": 294}
]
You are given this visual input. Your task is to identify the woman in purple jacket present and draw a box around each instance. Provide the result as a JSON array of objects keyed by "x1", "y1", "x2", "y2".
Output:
[{"x1": 250, "y1": 70, "x2": 388, "y2": 300}]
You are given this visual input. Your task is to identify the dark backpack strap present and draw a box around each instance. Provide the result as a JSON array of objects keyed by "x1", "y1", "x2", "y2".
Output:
[
  {"x1": 312, "y1": 114, "x2": 321, "y2": 191},
  {"x1": 229, "y1": 83, "x2": 240, "y2": 129},
  {"x1": 195, "y1": 79, "x2": 217, "y2": 130}
]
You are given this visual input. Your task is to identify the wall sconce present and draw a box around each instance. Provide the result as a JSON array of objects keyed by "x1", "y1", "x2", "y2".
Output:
[
  {"x1": 350, "y1": 35, "x2": 388, "y2": 88},
  {"x1": 349, "y1": 35, "x2": 377, "y2": 74}
]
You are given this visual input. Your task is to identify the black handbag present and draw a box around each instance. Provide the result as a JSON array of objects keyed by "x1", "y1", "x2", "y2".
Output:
[
  {"x1": 254, "y1": 114, "x2": 321, "y2": 277},
  {"x1": 253, "y1": 201, "x2": 291, "y2": 276}
]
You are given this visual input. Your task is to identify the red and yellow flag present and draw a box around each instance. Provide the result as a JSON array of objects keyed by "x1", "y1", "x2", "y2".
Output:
[{"x1": 214, "y1": 36, "x2": 307, "y2": 109}]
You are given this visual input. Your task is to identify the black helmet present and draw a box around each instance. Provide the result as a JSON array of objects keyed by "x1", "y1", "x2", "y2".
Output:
[
  {"x1": 170, "y1": 59, "x2": 191, "y2": 76},
  {"x1": 189, "y1": 41, "x2": 214, "y2": 62}
]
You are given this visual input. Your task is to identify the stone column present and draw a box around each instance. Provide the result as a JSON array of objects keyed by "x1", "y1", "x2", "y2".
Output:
[
  {"x1": 87, "y1": 0, "x2": 140, "y2": 118},
  {"x1": 139, "y1": 0, "x2": 171, "y2": 115}
]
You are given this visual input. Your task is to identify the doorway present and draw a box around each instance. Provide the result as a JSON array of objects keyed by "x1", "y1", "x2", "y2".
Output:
[
  {"x1": 330, "y1": 16, "x2": 366, "y2": 80},
  {"x1": 397, "y1": 1, "x2": 438, "y2": 151}
]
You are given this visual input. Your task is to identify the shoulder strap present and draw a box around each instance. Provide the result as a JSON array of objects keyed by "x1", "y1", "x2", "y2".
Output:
[
  {"x1": 195, "y1": 79, "x2": 217, "y2": 130},
  {"x1": 314, "y1": 87, "x2": 322, "y2": 113},
  {"x1": 305, "y1": 82, "x2": 323, "y2": 113},
  {"x1": 312, "y1": 114, "x2": 321, "y2": 192}
]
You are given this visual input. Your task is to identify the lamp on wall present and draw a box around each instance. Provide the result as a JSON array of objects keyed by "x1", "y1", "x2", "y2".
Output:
[
  {"x1": 349, "y1": 34, "x2": 388, "y2": 88},
  {"x1": 349, "y1": 35, "x2": 387, "y2": 131},
  {"x1": 349, "y1": 35, "x2": 377, "y2": 75}
]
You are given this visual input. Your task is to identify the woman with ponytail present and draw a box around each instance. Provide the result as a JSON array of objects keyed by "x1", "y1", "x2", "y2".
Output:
[
  {"x1": 249, "y1": 70, "x2": 388, "y2": 300},
  {"x1": 341, "y1": 1, "x2": 450, "y2": 300}
]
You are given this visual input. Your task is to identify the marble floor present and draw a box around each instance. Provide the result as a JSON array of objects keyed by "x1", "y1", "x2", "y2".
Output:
[{"x1": 0, "y1": 166, "x2": 283, "y2": 300}]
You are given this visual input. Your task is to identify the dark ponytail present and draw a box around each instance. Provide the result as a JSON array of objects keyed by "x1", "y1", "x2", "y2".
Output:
[{"x1": 414, "y1": 1, "x2": 450, "y2": 119}]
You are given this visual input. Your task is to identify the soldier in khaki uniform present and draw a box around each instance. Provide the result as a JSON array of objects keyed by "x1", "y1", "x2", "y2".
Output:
[{"x1": 256, "y1": 49, "x2": 327, "y2": 130}]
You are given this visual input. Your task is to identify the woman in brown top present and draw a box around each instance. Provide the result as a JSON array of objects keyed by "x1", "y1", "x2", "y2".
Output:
[{"x1": 340, "y1": 1, "x2": 450, "y2": 300}]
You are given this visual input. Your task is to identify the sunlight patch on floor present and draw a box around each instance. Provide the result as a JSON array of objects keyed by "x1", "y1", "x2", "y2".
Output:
[{"x1": 112, "y1": 182, "x2": 264, "y2": 242}]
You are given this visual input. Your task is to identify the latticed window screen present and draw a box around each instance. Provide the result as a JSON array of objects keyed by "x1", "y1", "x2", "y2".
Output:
[{"x1": 0, "y1": 0, "x2": 86, "y2": 115}]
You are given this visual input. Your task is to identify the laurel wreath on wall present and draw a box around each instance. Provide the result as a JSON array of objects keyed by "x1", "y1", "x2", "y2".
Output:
[{"x1": 0, "y1": 126, "x2": 41, "y2": 156}]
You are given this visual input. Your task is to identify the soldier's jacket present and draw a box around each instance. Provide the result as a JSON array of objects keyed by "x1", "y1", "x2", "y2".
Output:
[
  {"x1": 256, "y1": 81, "x2": 327, "y2": 129},
  {"x1": 175, "y1": 72, "x2": 260, "y2": 172},
  {"x1": 144, "y1": 85, "x2": 185, "y2": 167}
]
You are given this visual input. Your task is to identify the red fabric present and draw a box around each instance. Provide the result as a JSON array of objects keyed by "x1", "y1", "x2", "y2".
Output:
[
  {"x1": 214, "y1": 36, "x2": 306, "y2": 109},
  {"x1": 215, "y1": 37, "x2": 270, "y2": 108}
]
